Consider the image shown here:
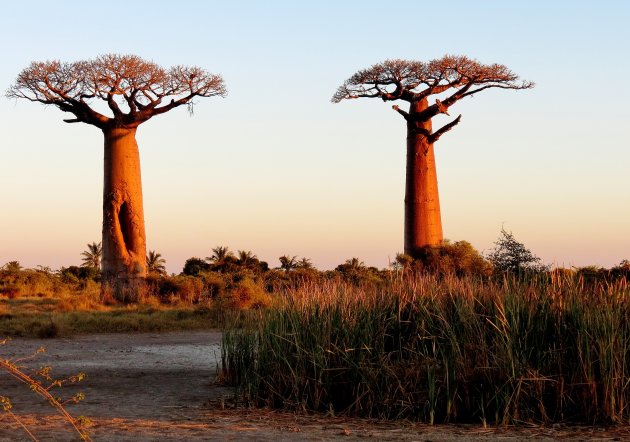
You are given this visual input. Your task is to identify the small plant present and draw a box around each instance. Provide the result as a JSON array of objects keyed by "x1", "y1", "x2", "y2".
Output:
[
  {"x1": 487, "y1": 228, "x2": 547, "y2": 274},
  {"x1": 0, "y1": 339, "x2": 91, "y2": 440}
]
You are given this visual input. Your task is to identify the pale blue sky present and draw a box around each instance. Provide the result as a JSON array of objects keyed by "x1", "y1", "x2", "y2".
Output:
[{"x1": 1, "y1": 0, "x2": 629, "y2": 272}]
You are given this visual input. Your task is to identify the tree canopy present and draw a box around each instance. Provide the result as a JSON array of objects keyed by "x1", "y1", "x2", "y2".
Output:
[
  {"x1": 333, "y1": 55, "x2": 532, "y2": 104},
  {"x1": 6, "y1": 54, "x2": 227, "y2": 129},
  {"x1": 332, "y1": 55, "x2": 533, "y2": 140}
]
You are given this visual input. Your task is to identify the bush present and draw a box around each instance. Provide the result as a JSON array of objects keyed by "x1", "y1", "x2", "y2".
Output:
[
  {"x1": 396, "y1": 241, "x2": 492, "y2": 277},
  {"x1": 147, "y1": 274, "x2": 205, "y2": 304},
  {"x1": 197, "y1": 272, "x2": 227, "y2": 301},
  {"x1": 182, "y1": 257, "x2": 211, "y2": 276},
  {"x1": 58, "y1": 266, "x2": 100, "y2": 284},
  {"x1": 487, "y1": 228, "x2": 547, "y2": 274},
  {"x1": 1, "y1": 267, "x2": 65, "y2": 298},
  {"x1": 217, "y1": 277, "x2": 271, "y2": 310}
]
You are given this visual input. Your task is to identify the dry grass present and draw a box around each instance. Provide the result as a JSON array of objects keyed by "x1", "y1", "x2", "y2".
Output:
[
  {"x1": 0, "y1": 266, "x2": 267, "y2": 337},
  {"x1": 0, "y1": 287, "x2": 223, "y2": 338},
  {"x1": 221, "y1": 272, "x2": 630, "y2": 425},
  {"x1": 0, "y1": 301, "x2": 223, "y2": 338}
]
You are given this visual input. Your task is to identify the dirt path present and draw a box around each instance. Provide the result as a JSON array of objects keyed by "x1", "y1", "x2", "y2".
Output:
[{"x1": 1, "y1": 332, "x2": 628, "y2": 441}]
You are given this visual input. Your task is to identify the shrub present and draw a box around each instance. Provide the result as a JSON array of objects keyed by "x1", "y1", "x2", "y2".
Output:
[
  {"x1": 182, "y1": 257, "x2": 211, "y2": 276},
  {"x1": 197, "y1": 271, "x2": 227, "y2": 301},
  {"x1": 487, "y1": 228, "x2": 547, "y2": 274},
  {"x1": 147, "y1": 275, "x2": 205, "y2": 304},
  {"x1": 218, "y1": 277, "x2": 271, "y2": 309},
  {"x1": 395, "y1": 241, "x2": 492, "y2": 277},
  {"x1": 57, "y1": 266, "x2": 100, "y2": 284}
]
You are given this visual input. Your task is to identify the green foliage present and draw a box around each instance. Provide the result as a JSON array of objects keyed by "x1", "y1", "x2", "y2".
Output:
[
  {"x1": 487, "y1": 228, "x2": 547, "y2": 274},
  {"x1": 58, "y1": 265, "x2": 101, "y2": 284},
  {"x1": 394, "y1": 241, "x2": 492, "y2": 277},
  {"x1": 182, "y1": 257, "x2": 211, "y2": 276}
]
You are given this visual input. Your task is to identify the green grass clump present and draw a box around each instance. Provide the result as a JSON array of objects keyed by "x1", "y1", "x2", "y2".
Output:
[{"x1": 221, "y1": 273, "x2": 630, "y2": 424}]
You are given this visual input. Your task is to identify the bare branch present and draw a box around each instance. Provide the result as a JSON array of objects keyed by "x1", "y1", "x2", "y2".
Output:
[
  {"x1": 435, "y1": 99, "x2": 450, "y2": 116},
  {"x1": 7, "y1": 54, "x2": 228, "y2": 128},
  {"x1": 106, "y1": 87, "x2": 123, "y2": 116},
  {"x1": 429, "y1": 115, "x2": 462, "y2": 143},
  {"x1": 332, "y1": 55, "x2": 533, "y2": 121},
  {"x1": 332, "y1": 59, "x2": 428, "y2": 103},
  {"x1": 392, "y1": 104, "x2": 410, "y2": 121},
  {"x1": 460, "y1": 80, "x2": 534, "y2": 99}
]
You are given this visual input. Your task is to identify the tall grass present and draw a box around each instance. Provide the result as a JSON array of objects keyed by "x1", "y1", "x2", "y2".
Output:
[{"x1": 221, "y1": 273, "x2": 630, "y2": 424}]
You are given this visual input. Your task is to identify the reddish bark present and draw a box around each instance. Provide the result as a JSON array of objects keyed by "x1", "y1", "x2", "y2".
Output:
[
  {"x1": 404, "y1": 98, "x2": 443, "y2": 254},
  {"x1": 102, "y1": 126, "x2": 146, "y2": 301}
]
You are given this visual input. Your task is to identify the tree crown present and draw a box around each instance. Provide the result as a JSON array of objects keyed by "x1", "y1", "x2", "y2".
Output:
[
  {"x1": 7, "y1": 54, "x2": 227, "y2": 129},
  {"x1": 332, "y1": 55, "x2": 533, "y2": 104},
  {"x1": 332, "y1": 55, "x2": 533, "y2": 143}
]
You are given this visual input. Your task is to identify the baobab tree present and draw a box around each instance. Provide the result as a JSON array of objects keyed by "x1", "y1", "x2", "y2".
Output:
[
  {"x1": 333, "y1": 55, "x2": 533, "y2": 258},
  {"x1": 8, "y1": 54, "x2": 227, "y2": 300}
]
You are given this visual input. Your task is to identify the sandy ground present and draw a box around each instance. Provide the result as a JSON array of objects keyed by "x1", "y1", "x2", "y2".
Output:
[{"x1": 1, "y1": 331, "x2": 628, "y2": 441}]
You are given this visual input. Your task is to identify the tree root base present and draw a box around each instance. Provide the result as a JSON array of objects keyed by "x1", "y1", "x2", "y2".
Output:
[{"x1": 102, "y1": 276, "x2": 146, "y2": 303}]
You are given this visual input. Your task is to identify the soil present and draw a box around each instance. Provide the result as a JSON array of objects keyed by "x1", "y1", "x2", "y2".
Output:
[{"x1": 1, "y1": 331, "x2": 628, "y2": 441}]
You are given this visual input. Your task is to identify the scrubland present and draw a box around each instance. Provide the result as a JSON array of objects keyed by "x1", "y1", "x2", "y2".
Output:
[{"x1": 2, "y1": 242, "x2": 630, "y2": 426}]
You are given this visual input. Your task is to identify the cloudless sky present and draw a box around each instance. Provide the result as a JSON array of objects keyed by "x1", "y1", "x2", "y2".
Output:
[{"x1": 1, "y1": 0, "x2": 628, "y2": 273}]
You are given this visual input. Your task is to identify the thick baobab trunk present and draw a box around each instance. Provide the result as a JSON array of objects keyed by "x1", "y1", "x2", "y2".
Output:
[
  {"x1": 404, "y1": 99, "x2": 443, "y2": 257},
  {"x1": 101, "y1": 126, "x2": 147, "y2": 302}
]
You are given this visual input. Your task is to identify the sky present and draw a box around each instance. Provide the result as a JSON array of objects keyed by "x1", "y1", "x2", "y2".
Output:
[{"x1": 0, "y1": 0, "x2": 629, "y2": 273}]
